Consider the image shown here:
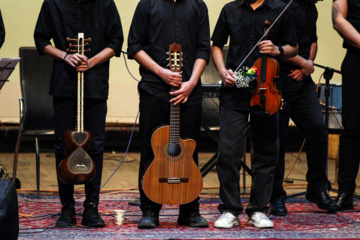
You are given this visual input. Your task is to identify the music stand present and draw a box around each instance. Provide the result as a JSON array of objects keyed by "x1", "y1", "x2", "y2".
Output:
[{"x1": 0, "y1": 58, "x2": 21, "y2": 90}]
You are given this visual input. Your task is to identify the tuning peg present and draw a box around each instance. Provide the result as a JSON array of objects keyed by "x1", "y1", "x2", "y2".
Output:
[
  {"x1": 84, "y1": 49, "x2": 91, "y2": 53},
  {"x1": 84, "y1": 38, "x2": 92, "y2": 42},
  {"x1": 66, "y1": 37, "x2": 78, "y2": 42},
  {"x1": 66, "y1": 49, "x2": 78, "y2": 53}
]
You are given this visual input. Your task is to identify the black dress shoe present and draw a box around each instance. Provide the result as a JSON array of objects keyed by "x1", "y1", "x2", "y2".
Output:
[
  {"x1": 81, "y1": 202, "x2": 106, "y2": 228},
  {"x1": 137, "y1": 210, "x2": 159, "y2": 229},
  {"x1": 178, "y1": 211, "x2": 209, "y2": 228},
  {"x1": 335, "y1": 192, "x2": 353, "y2": 211},
  {"x1": 270, "y1": 200, "x2": 288, "y2": 216},
  {"x1": 56, "y1": 203, "x2": 76, "y2": 227},
  {"x1": 305, "y1": 188, "x2": 338, "y2": 211}
]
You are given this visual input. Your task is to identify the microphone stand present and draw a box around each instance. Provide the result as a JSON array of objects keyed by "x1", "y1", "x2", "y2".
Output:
[
  {"x1": 287, "y1": 63, "x2": 341, "y2": 199},
  {"x1": 314, "y1": 63, "x2": 341, "y2": 134},
  {"x1": 314, "y1": 63, "x2": 342, "y2": 193}
]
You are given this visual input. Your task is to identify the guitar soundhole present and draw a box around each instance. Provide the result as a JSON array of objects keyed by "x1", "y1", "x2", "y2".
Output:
[{"x1": 167, "y1": 143, "x2": 181, "y2": 157}]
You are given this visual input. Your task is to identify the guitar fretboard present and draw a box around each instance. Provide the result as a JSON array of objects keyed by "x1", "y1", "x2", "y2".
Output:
[{"x1": 168, "y1": 44, "x2": 182, "y2": 145}]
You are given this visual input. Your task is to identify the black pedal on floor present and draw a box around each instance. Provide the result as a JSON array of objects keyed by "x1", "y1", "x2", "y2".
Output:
[{"x1": 128, "y1": 198, "x2": 141, "y2": 206}]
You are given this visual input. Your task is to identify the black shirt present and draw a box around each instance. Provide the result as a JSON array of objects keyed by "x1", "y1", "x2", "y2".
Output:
[
  {"x1": 279, "y1": 0, "x2": 318, "y2": 73},
  {"x1": 339, "y1": 0, "x2": 360, "y2": 53},
  {"x1": 211, "y1": 0, "x2": 297, "y2": 111},
  {"x1": 0, "y1": 10, "x2": 5, "y2": 49},
  {"x1": 127, "y1": 0, "x2": 210, "y2": 105},
  {"x1": 34, "y1": 0, "x2": 124, "y2": 100}
]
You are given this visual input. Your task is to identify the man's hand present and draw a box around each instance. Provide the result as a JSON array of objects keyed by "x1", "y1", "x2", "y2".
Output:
[
  {"x1": 77, "y1": 60, "x2": 92, "y2": 72},
  {"x1": 64, "y1": 53, "x2": 88, "y2": 69},
  {"x1": 169, "y1": 81, "x2": 196, "y2": 105},
  {"x1": 288, "y1": 69, "x2": 304, "y2": 81},
  {"x1": 300, "y1": 59, "x2": 315, "y2": 77},
  {"x1": 258, "y1": 40, "x2": 280, "y2": 57},
  {"x1": 219, "y1": 69, "x2": 236, "y2": 88},
  {"x1": 159, "y1": 68, "x2": 183, "y2": 87}
]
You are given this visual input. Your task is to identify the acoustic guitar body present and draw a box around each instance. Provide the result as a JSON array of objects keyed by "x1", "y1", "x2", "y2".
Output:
[
  {"x1": 142, "y1": 125, "x2": 203, "y2": 205},
  {"x1": 58, "y1": 129, "x2": 96, "y2": 185}
]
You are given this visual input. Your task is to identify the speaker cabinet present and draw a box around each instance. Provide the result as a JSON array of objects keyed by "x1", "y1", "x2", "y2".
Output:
[{"x1": 202, "y1": 84, "x2": 220, "y2": 129}]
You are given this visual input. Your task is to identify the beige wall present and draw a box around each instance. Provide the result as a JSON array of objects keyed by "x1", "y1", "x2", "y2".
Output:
[{"x1": 0, "y1": 0, "x2": 344, "y2": 123}]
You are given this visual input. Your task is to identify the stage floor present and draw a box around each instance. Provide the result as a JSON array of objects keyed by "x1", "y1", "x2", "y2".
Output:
[
  {"x1": 1, "y1": 151, "x2": 359, "y2": 195},
  {"x1": 1, "y1": 151, "x2": 360, "y2": 239}
]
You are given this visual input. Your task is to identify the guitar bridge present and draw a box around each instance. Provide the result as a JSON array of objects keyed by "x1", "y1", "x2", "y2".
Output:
[{"x1": 159, "y1": 177, "x2": 189, "y2": 184}]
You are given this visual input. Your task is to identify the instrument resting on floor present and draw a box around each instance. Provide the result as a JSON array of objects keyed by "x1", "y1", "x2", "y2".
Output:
[
  {"x1": 58, "y1": 33, "x2": 95, "y2": 185},
  {"x1": 142, "y1": 43, "x2": 203, "y2": 205}
]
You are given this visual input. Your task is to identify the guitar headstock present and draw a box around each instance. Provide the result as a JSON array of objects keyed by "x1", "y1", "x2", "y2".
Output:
[
  {"x1": 66, "y1": 33, "x2": 91, "y2": 55},
  {"x1": 167, "y1": 43, "x2": 183, "y2": 73}
]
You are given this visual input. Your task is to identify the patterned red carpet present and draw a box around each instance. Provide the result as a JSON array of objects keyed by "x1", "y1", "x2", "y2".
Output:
[{"x1": 18, "y1": 192, "x2": 360, "y2": 239}]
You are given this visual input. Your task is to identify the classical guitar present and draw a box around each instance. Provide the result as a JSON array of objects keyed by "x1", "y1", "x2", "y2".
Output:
[
  {"x1": 58, "y1": 33, "x2": 95, "y2": 185},
  {"x1": 142, "y1": 43, "x2": 203, "y2": 205}
]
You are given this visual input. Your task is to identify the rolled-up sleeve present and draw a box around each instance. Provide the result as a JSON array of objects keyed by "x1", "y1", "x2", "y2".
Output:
[
  {"x1": 195, "y1": 3, "x2": 210, "y2": 64},
  {"x1": 211, "y1": 7, "x2": 230, "y2": 50},
  {"x1": 34, "y1": 1, "x2": 52, "y2": 55},
  {"x1": 127, "y1": 0, "x2": 149, "y2": 59},
  {"x1": 105, "y1": 0, "x2": 124, "y2": 57},
  {"x1": 280, "y1": 9, "x2": 298, "y2": 47}
]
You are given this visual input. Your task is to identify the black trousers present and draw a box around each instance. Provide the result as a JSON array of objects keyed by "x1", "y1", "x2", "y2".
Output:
[
  {"x1": 271, "y1": 74, "x2": 329, "y2": 202},
  {"x1": 338, "y1": 50, "x2": 360, "y2": 194},
  {"x1": 138, "y1": 91, "x2": 202, "y2": 214},
  {"x1": 53, "y1": 97, "x2": 107, "y2": 206},
  {"x1": 216, "y1": 105, "x2": 279, "y2": 217}
]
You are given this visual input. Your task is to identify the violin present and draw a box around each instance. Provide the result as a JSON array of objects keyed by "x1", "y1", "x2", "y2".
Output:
[
  {"x1": 233, "y1": 0, "x2": 295, "y2": 114},
  {"x1": 58, "y1": 33, "x2": 96, "y2": 185},
  {"x1": 250, "y1": 21, "x2": 283, "y2": 116}
]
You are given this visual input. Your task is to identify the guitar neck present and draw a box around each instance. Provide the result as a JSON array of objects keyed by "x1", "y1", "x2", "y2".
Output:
[
  {"x1": 168, "y1": 43, "x2": 182, "y2": 145},
  {"x1": 169, "y1": 97, "x2": 180, "y2": 144}
]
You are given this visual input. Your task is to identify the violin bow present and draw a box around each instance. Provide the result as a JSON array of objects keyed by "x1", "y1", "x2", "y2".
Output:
[{"x1": 234, "y1": 0, "x2": 296, "y2": 73}]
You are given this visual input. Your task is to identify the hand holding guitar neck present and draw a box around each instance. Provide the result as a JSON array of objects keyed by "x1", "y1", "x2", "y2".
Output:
[{"x1": 142, "y1": 43, "x2": 203, "y2": 205}]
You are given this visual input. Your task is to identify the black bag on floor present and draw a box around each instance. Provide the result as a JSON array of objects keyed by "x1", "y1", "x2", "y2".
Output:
[{"x1": 0, "y1": 179, "x2": 19, "y2": 240}]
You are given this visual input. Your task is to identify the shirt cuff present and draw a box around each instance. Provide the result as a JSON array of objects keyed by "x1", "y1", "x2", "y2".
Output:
[
  {"x1": 107, "y1": 42, "x2": 123, "y2": 57},
  {"x1": 212, "y1": 41, "x2": 225, "y2": 50},
  {"x1": 35, "y1": 41, "x2": 52, "y2": 55},
  {"x1": 127, "y1": 44, "x2": 143, "y2": 59},
  {"x1": 196, "y1": 51, "x2": 210, "y2": 64}
]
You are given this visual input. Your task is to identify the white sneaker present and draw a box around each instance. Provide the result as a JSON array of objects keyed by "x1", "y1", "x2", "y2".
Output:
[
  {"x1": 214, "y1": 212, "x2": 240, "y2": 228},
  {"x1": 247, "y1": 212, "x2": 274, "y2": 229}
]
